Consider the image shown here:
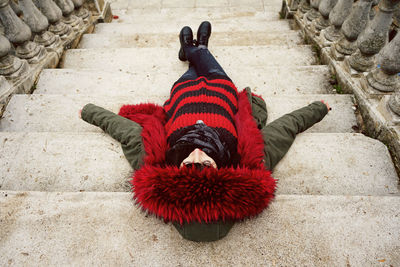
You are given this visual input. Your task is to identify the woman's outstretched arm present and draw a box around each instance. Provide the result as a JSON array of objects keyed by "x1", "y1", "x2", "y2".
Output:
[
  {"x1": 262, "y1": 101, "x2": 329, "y2": 170},
  {"x1": 81, "y1": 103, "x2": 145, "y2": 170}
]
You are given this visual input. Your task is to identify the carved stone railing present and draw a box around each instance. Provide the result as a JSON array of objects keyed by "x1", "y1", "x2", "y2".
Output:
[
  {"x1": 319, "y1": 0, "x2": 354, "y2": 46},
  {"x1": 20, "y1": 0, "x2": 62, "y2": 52},
  {"x1": 346, "y1": 0, "x2": 400, "y2": 76},
  {"x1": 0, "y1": 0, "x2": 112, "y2": 115},
  {"x1": 305, "y1": 0, "x2": 321, "y2": 23},
  {"x1": 310, "y1": 0, "x2": 338, "y2": 34},
  {"x1": 292, "y1": 0, "x2": 400, "y2": 172},
  {"x1": 331, "y1": 0, "x2": 374, "y2": 61}
]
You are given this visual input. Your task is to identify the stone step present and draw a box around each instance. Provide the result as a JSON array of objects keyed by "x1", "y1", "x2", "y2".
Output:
[
  {"x1": 78, "y1": 31, "x2": 303, "y2": 49},
  {"x1": 34, "y1": 66, "x2": 334, "y2": 96},
  {"x1": 94, "y1": 19, "x2": 291, "y2": 34},
  {"x1": 0, "y1": 94, "x2": 357, "y2": 133},
  {"x1": 108, "y1": 10, "x2": 280, "y2": 24},
  {"x1": 1, "y1": 191, "x2": 399, "y2": 265},
  {"x1": 109, "y1": 0, "x2": 280, "y2": 11},
  {"x1": 0, "y1": 132, "x2": 398, "y2": 195},
  {"x1": 60, "y1": 46, "x2": 317, "y2": 72}
]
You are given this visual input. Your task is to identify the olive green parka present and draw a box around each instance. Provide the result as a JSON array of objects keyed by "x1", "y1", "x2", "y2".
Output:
[
  {"x1": 82, "y1": 88, "x2": 328, "y2": 171},
  {"x1": 81, "y1": 88, "x2": 328, "y2": 242}
]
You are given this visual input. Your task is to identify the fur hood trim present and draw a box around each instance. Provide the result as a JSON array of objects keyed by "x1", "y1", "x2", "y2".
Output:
[
  {"x1": 119, "y1": 90, "x2": 276, "y2": 223},
  {"x1": 133, "y1": 165, "x2": 275, "y2": 224}
]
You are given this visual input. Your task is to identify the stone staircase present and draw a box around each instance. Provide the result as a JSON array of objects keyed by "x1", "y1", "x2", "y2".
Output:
[{"x1": 1, "y1": 0, "x2": 400, "y2": 265}]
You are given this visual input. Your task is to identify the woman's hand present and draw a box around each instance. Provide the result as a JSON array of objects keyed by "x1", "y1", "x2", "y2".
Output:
[{"x1": 321, "y1": 100, "x2": 331, "y2": 112}]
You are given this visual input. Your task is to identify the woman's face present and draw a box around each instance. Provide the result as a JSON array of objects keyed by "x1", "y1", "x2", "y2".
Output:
[{"x1": 180, "y1": 148, "x2": 218, "y2": 169}]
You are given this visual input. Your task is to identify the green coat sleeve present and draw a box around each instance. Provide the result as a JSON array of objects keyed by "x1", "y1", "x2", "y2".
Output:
[
  {"x1": 262, "y1": 101, "x2": 328, "y2": 170},
  {"x1": 81, "y1": 103, "x2": 145, "y2": 170},
  {"x1": 245, "y1": 87, "x2": 268, "y2": 129}
]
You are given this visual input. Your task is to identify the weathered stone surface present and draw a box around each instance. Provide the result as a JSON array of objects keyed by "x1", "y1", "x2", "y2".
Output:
[
  {"x1": 109, "y1": 9, "x2": 280, "y2": 23},
  {"x1": 0, "y1": 0, "x2": 31, "y2": 44},
  {"x1": 1, "y1": 191, "x2": 399, "y2": 266},
  {"x1": 0, "y1": 34, "x2": 30, "y2": 79},
  {"x1": 322, "y1": 0, "x2": 353, "y2": 42},
  {"x1": 34, "y1": 66, "x2": 334, "y2": 96},
  {"x1": 0, "y1": 132, "x2": 398, "y2": 195},
  {"x1": 20, "y1": 0, "x2": 48, "y2": 33},
  {"x1": 0, "y1": 75, "x2": 11, "y2": 103},
  {"x1": 389, "y1": 92, "x2": 400, "y2": 117},
  {"x1": 298, "y1": 0, "x2": 311, "y2": 13},
  {"x1": 0, "y1": 0, "x2": 48, "y2": 64},
  {"x1": 0, "y1": 94, "x2": 356, "y2": 133},
  {"x1": 9, "y1": 0, "x2": 21, "y2": 15},
  {"x1": 19, "y1": 0, "x2": 61, "y2": 48},
  {"x1": 108, "y1": 0, "x2": 280, "y2": 10},
  {"x1": 78, "y1": 31, "x2": 303, "y2": 48},
  {"x1": 313, "y1": 0, "x2": 338, "y2": 30},
  {"x1": 71, "y1": 0, "x2": 89, "y2": 20},
  {"x1": 305, "y1": 0, "x2": 321, "y2": 22},
  {"x1": 33, "y1": 0, "x2": 73, "y2": 39},
  {"x1": 94, "y1": 19, "x2": 292, "y2": 34},
  {"x1": 61, "y1": 46, "x2": 317, "y2": 72},
  {"x1": 332, "y1": 0, "x2": 373, "y2": 59},
  {"x1": 348, "y1": 0, "x2": 400, "y2": 72}
]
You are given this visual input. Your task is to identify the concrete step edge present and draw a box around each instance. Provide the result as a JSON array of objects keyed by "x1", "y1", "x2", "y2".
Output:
[
  {"x1": 1, "y1": 191, "x2": 399, "y2": 266},
  {"x1": 0, "y1": 94, "x2": 357, "y2": 134},
  {"x1": 0, "y1": 132, "x2": 397, "y2": 195}
]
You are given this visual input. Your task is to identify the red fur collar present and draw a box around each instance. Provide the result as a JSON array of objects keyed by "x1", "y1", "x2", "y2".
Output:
[{"x1": 119, "y1": 90, "x2": 276, "y2": 223}]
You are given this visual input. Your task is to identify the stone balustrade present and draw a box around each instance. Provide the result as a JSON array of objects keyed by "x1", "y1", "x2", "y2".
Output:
[
  {"x1": 320, "y1": 0, "x2": 354, "y2": 46},
  {"x1": 292, "y1": 0, "x2": 400, "y2": 185},
  {"x1": 331, "y1": 0, "x2": 374, "y2": 61},
  {"x1": 311, "y1": 0, "x2": 338, "y2": 33},
  {"x1": 0, "y1": 33, "x2": 29, "y2": 79},
  {"x1": 9, "y1": 0, "x2": 21, "y2": 16},
  {"x1": 71, "y1": 0, "x2": 90, "y2": 21},
  {"x1": 361, "y1": 25, "x2": 400, "y2": 94},
  {"x1": 0, "y1": 0, "x2": 109, "y2": 116},
  {"x1": 54, "y1": 0, "x2": 83, "y2": 31},
  {"x1": 304, "y1": 0, "x2": 321, "y2": 23},
  {"x1": 298, "y1": 0, "x2": 311, "y2": 14},
  {"x1": 0, "y1": 0, "x2": 48, "y2": 64},
  {"x1": 347, "y1": 0, "x2": 400, "y2": 75},
  {"x1": 33, "y1": 0, "x2": 73, "y2": 40},
  {"x1": 370, "y1": 0, "x2": 380, "y2": 20},
  {"x1": 20, "y1": 0, "x2": 62, "y2": 52}
]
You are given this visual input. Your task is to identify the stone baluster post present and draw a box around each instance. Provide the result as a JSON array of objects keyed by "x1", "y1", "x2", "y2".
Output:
[
  {"x1": 0, "y1": 34, "x2": 29, "y2": 79},
  {"x1": 388, "y1": 91, "x2": 400, "y2": 117},
  {"x1": 322, "y1": 0, "x2": 354, "y2": 42},
  {"x1": 71, "y1": 0, "x2": 89, "y2": 21},
  {"x1": 362, "y1": 28, "x2": 400, "y2": 92},
  {"x1": 19, "y1": 0, "x2": 61, "y2": 49},
  {"x1": 53, "y1": 0, "x2": 82, "y2": 30},
  {"x1": 394, "y1": 4, "x2": 400, "y2": 25},
  {"x1": 370, "y1": 0, "x2": 380, "y2": 20},
  {"x1": 313, "y1": 0, "x2": 338, "y2": 31},
  {"x1": 9, "y1": 0, "x2": 21, "y2": 16},
  {"x1": 331, "y1": 0, "x2": 374, "y2": 61},
  {"x1": 0, "y1": 0, "x2": 47, "y2": 64},
  {"x1": 348, "y1": 0, "x2": 400, "y2": 73},
  {"x1": 33, "y1": 0, "x2": 72, "y2": 39},
  {"x1": 289, "y1": 0, "x2": 300, "y2": 10},
  {"x1": 298, "y1": 0, "x2": 311, "y2": 14},
  {"x1": 305, "y1": 0, "x2": 321, "y2": 22}
]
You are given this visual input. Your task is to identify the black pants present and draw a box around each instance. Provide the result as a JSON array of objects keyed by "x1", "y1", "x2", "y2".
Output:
[{"x1": 177, "y1": 47, "x2": 230, "y2": 83}]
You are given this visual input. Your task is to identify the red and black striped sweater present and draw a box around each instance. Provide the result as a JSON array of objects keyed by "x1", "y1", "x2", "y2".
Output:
[{"x1": 163, "y1": 76, "x2": 239, "y2": 155}]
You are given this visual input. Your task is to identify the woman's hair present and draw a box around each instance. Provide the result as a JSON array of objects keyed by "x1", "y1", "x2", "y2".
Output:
[
  {"x1": 165, "y1": 123, "x2": 240, "y2": 168},
  {"x1": 165, "y1": 138, "x2": 241, "y2": 168}
]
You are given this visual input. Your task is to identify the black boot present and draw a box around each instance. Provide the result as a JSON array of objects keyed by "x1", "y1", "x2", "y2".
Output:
[
  {"x1": 179, "y1": 26, "x2": 194, "y2": 61},
  {"x1": 197, "y1": 21, "x2": 212, "y2": 47}
]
